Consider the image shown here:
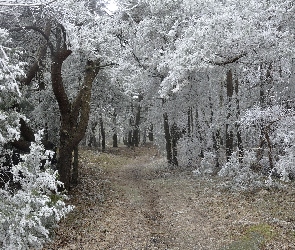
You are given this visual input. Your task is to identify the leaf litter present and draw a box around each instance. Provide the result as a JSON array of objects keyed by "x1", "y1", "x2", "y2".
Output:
[{"x1": 43, "y1": 145, "x2": 295, "y2": 249}]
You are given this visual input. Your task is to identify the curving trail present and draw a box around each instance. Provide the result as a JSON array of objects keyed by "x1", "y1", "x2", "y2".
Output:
[{"x1": 43, "y1": 146, "x2": 295, "y2": 250}]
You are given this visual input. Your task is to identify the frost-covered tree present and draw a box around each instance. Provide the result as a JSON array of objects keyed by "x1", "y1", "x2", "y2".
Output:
[
  {"x1": 0, "y1": 27, "x2": 73, "y2": 250},
  {"x1": 1, "y1": 0, "x2": 122, "y2": 190}
]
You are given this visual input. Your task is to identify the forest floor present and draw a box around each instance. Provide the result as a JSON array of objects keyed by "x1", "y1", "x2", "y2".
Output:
[{"x1": 43, "y1": 145, "x2": 295, "y2": 250}]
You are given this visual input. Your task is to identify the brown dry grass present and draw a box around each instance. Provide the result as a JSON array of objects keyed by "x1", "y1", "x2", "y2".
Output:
[{"x1": 43, "y1": 145, "x2": 295, "y2": 250}]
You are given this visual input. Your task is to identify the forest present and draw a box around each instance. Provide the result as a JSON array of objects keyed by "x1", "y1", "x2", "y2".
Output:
[{"x1": 1, "y1": 0, "x2": 295, "y2": 249}]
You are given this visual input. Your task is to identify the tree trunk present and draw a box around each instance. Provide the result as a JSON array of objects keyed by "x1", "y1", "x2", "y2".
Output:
[
  {"x1": 171, "y1": 123, "x2": 179, "y2": 166},
  {"x1": 148, "y1": 124, "x2": 154, "y2": 141},
  {"x1": 226, "y1": 126, "x2": 234, "y2": 161},
  {"x1": 264, "y1": 127, "x2": 274, "y2": 170},
  {"x1": 128, "y1": 130, "x2": 133, "y2": 147},
  {"x1": 100, "y1": 116, "x2": 106, "y2": 152},
  {"x1": 235, "y1": 79, "x2": 244, "y2": 162},
  {"x1": 88, "y1": 122, "x2": 98, "y2": 147},
  {"x1": 226, "y1": 70, "x2": 234, "y2": 161},
  {"x1": 133, "y1": 103, "x2": 141, "y2": 147},
  {"x1": 163, "y1": 112, "x2": 172, "y2": 165},
  {"x1": 113, "y1": 133, "x2": 118, "y2": 147},
  {"x1": 187, "y1": 107, "x2": 192, "y2": 137},
  {"x1": 195, "y1": 107, "x2": 204, "y2": 157},
  {"x1": 112, "y1": 112, "x2": 118, "y2": 147},
  {"x1": 57, "y1": 143, "x2": 73, "y2": 191},
  {"x1": 51, "y1": 37, "x2": 100, "y2": 190},
  {"x1": 71, "y1": 145, "x2": 79, "y2": 186}
]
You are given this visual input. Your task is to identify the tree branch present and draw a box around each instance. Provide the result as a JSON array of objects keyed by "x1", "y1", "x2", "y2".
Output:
[
  {"x1": 0, "y1": 0, "x2": 57, "y2": 7},
  {"x1": 51, "y1": 50, "x2": 72, "y2": 121},
  {"x1": 20, "y1": 22, "x2": 51, "y2": 86},
  {"x1": 10, "y1": 25, "x2": 54, "y2": 53},
  {"x1": 99, "y1": 62, "x2": 118, "y2": 69},
  {"x1": 209, "y1": 52, "x2": 247, "y2": 66},
  {"x1": 72, "y1": 59, "x2": 101, "y2": 145}
]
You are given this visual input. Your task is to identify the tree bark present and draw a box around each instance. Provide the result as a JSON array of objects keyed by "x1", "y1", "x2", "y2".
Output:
[
  {"x1": 148, "y1": 124, "x2": 154, "y2": 141},
  {"x1": 163, "y1": 112, "x2": 172, "y2": 165},
  {"x1": 235, "y1": 79, "x2": 244, "y2": 162},
  {"x1": 71, "y1": 145, "x2": 79, "y2": 186},
  {"x1": 226, "y1": 70, "x2": 234, "y2": 161},
  {"x1": 51, "y1": 34, "x2": 101, "y2": 190},
  {"x1": 132, "y1": 97, "x2": 141, "y2": 147},
  {"x1": 113, "y1": 134, "x2": 118, "y2": 147},
  {"x1": 187, "y1": 107, "x2": 192, "y2": 137},
  {"x1": 112, "y1": 112, "x2": 118, "y2": 147},
  {"x1": 171, "y1": 123, "x2": 179, "y2": 166},
  {"x1": 57, "y1": 143, "x2": 73, "y2": 191},
  {"x1": 100, "y1": 116, "x2": 106, "y2": 152},
  {"x1": 127, "y1": 130, "x2": 133, "y2": 147},
  {"x1": 88, "y1": 122, "x2": 98, "y2": 147}
]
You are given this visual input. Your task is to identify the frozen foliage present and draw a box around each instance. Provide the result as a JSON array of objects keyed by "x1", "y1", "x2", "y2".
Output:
[
  {"x1": 0, "y1": 28, "x2": 23, "y2": 102},
  {"x1": 273, "y1": 116, "x2": 295, "y2": 182},
  {"x1": 0, "y1": 111, "x2": 21, "y2": 145},
  {"x1": 218, "y1": 150, "x2": 263, "y2": 191},
  {"x1": 193, "y1": 152, "x2": 217, "y2": 177},
  {"x1": 0, "y1": 132, "x2": 73, "y2": 250},
  {"x1": 241, "y1": 105, "x2": 295, "y2": 183},
  {"x1": 0, "y1": 28, "x2": 23, "y2": 146},
  {"x1": 240, "y1": 105, "x2": 290, "y2": 128}
]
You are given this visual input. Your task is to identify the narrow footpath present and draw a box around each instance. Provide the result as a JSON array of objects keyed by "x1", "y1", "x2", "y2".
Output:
[{"x1": 44, "y1": 146, "x2": 295, "y2": 250}]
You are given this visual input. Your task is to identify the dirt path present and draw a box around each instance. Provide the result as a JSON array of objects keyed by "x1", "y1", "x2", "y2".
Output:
[{"x1": 44, "y1": 146, "x2": 295, "y2": 250}]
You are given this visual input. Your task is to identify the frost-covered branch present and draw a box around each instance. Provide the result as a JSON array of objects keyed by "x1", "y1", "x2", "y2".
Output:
[
  {"x1": 0, "y1": 0, "x2": 57, "y2": 7},
  {"x1": 209, "y1": 52, "x2": 247, "y2": 66},
  {"x1": 10, "y1": 25, "x2": 54, "y2": 54}
]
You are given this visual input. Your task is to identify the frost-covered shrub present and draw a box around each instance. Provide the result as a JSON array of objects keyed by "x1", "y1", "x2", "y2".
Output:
[
  {"x1": 240, "y1": 104, "x2": 295, "y2": 184},
  {"x1": 218, "y1": 150, "x2": 263, "y2": 191},
  {"x1": 192, "y1": 151, "x2": 219, "y2": 176},
  {"x1": 0, "y1": 132, "x2": 73, "y2": 250},
  {"x1": 274, "y1": 146, "x2": 295, "y2": 182},
  {"x1": 270, "y1": 115, "x2": 295, "y2": 182}
]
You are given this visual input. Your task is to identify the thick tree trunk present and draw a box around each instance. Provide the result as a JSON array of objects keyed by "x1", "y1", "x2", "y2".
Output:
[
  {"x1": 51, "y1": 38, "x2": 100, "y2": 190},
  {"x1": 113, "y1": 133, "x2": 118, "y2": 147},
  {"x1": 57, "y1": 143, "x2": 73, "y2": 191},
  {"x1": 133, "y1": 129, "x2": 139, "y2": 147},
  {"x1": 71, "y1": 145, "x2": 79, "y2": 186}
]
